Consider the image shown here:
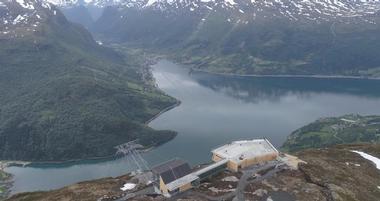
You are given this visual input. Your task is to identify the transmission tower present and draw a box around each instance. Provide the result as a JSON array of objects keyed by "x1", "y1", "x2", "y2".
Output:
[{"x1": 115, "y1": 140, "x2": 152, "y2": 183}]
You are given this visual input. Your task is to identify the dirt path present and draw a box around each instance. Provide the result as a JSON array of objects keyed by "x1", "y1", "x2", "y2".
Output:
[
  {"x1": 233, "y1": 161, "x2": 282, "y2": 201},
  {"x1": 182, "y1": 161, "x2": 284, "y2": 201}
]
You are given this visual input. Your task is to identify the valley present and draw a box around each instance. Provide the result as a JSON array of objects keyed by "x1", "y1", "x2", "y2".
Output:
[
  {"x1": 2, "y1": 0, "x2": 380, "y2": 200},
  {"x1": 80, "y1": 0, "x2": 380, "y2": 77}
]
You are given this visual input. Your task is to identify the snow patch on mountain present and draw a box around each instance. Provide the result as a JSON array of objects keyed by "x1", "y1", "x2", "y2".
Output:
[
  {"x1": 4, "y1": 0, "x2": 380, "y2": 27},
  {"x1": 13, "y1": 14, "x2": 27, "y2": 24},
  {"x1": 16, "y1": 0, "x2": 35, "y2": 9},
  {"x1": 352, "y1": 150, "x2": 380, "y2": 170},
  {"x1": 0, "y1": 0, "x2": 60, "y2": 38},
  {"x1": 45, "y1": 0, "x2": 78, "y2": 6},
  {"x1": 53, "y1": 0, "x2": 380, "y2": 23}
]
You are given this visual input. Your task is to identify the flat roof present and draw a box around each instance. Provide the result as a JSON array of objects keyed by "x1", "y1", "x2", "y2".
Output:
[
  {"x1": 211, "y1": 139, "x2": 278, "y2": 163},
  {"x1": 162, "y1": 139, "x2": 279, "y2": 193}
]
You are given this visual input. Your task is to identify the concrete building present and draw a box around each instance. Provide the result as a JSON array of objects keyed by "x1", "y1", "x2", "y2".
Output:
[
  {"x1": 164, "y1": 158, "x2": 228, "y2": 195},
  {"x1": 211, "y1": 139, "x2": 279, "y2": 172},
  {"x1": 151, "y1": 159, "x2": 192, "y2": 195},
  {"x1": 152, "y1": 139, "x2": 279, "y2": 196}
]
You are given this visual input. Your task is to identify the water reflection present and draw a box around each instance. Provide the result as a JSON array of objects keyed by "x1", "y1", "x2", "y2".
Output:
[
  {"x1": 192, "y1": 72, "x2": 380, "y2": 104},
  {"x1": 149, "y1": 60, "x2": 380, "y2": 162}
]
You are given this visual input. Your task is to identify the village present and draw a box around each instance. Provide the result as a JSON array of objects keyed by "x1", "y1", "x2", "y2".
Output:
[{"x1": 106, "y1": 138, "x2": 303, "y2": 201}]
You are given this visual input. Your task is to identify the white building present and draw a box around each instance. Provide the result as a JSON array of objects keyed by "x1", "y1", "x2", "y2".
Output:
[{"x1": 212, "y1": 139, "x2": 279, "y2": 172}]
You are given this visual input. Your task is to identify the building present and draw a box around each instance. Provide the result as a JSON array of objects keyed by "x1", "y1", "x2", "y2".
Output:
[
  {"x1": 164, "y1": 158, "x2": 228, "y2": 195},
  {"x1": 151, "y1": 158, "x2": 228, "y2": 196},
  {"x1": 152, "y1": 138, "x2": 279, "y2": 196},
  {"x1": 151, "y1": 158, "x2": 192, "y2": 195},
  {"x1": 211, "y1": 138, "x2": 279, "y2": 172}
]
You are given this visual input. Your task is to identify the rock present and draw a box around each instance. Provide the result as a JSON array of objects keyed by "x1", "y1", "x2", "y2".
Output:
[
  {"x1": 252, "y1": 189, "x2": 268, "y2": 197},
  {"x1": 328, "y1": 184, "x2": 356, "y2": 201},
  {"x1": 222, "y1": 176, "x2": 239, "y2": 182},
  {"x1": 262, "y1": 180, "x2": 279, "y2": 191}
]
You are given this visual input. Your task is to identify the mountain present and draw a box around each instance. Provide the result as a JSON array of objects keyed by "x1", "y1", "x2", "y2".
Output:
[
  {"x1": 87, "y1": 0, "x2": 380, "y2": 76},
  {"x1": 49, "y1": 2, "x2": 104, "y2": 28},
  {"x1": 0, "y1": 0, "x2": 177, "y2": 161},
  {"x1": 61, "y1": 5, "x2": 94, "y2": 28}
]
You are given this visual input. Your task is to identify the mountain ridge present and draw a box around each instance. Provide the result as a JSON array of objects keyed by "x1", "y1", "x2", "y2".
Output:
[
  {"x1": 90, "y1": 0, "x2": 380, "y2": 77},
  {"x1": 45, "y1": 0, "x2": 380, "y2": 22}
]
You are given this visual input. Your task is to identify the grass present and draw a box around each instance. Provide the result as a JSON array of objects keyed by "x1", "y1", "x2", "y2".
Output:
[
  {"x1": 7, "y1": 174, "x2": 133, "y2": 201},
  {"x1": 294, "y1": 143, "x2": 380, "y2": 201},
  {"x1": 282, "y1": 114, "x2": 380, "y2": 152}
]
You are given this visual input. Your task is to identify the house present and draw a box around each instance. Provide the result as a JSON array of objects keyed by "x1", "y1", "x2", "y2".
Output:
[
  {"x1": 151, "y1": 158, "x2": 192, "y2": 195},
  {"x1": 152, "y1": 157, "x2": 229, "y2": 196},
  {"x1": 211, "y1": 138, "x2": 279, "y2": 172}
]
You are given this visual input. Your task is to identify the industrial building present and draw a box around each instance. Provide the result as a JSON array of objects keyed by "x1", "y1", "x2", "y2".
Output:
[
  {"x1": 212, "y1": 139, "x2": 279, "y2": 172},
  {"x1": 152, "y1": 138, "x2": 279, "y2": 196},
  {"x1": 151, "y1": 158, "x2": 192, "y2": 195}
]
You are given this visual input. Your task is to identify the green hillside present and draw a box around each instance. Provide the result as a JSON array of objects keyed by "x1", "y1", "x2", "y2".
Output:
[
  {"x1": 282, "y1": 114, "x2": 380, "y2": 152},
  {"x1": 0, "y1": 1, "x2": 177, "y2": 161}
]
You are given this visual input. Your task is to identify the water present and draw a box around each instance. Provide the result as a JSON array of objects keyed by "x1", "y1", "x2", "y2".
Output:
[{"x1": 6, "y1": 59, "x2": 380, "y2": 194}]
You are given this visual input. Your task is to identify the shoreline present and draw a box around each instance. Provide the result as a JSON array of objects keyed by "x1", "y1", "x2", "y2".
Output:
[
  {"x1": 1, "y1": 60, "x2": 181, "y2": 167},
  {"x1": 101, "y1": 45, "x2": 380, "y2": 81},
  {"x1": 0, "y1": 59, "x2": 181, "y2": 198},
  {"x1": 142, "y1": 54, "x2": 182, "y2": 124},
  {"x1": 3, "y1": 156, "x2": 122, "y2": 168},
  {"x1": 190, "y1": 68, "x2": 380, "y2": 80},
  {"x1": 0, "y1": 96, "x2": 181, "y2": 199},
  {"x1": 145, "y1": 100, "x2": 181, "y2": 125},
  {"x1": 0, "y1": 162, "x2": 15, "y2": 200}
]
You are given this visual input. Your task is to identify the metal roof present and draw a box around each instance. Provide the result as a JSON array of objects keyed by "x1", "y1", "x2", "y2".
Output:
[
  {"x1": 166, "y1": 159, "x2": 229, "y2": 192},
  {"x1": 194, "y1": 159, "x2": 228, "y2": 176},
  {"x1": 166, "y1": 174, "x2": 199, "y2": 192},
  {"x1": 152, "y1": 158, "x2": 192, "y2": 184}
]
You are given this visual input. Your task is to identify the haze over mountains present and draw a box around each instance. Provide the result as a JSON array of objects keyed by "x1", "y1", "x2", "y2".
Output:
[{"x1": 45, "y1": 0, "x2": 380, "y2": 76}]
